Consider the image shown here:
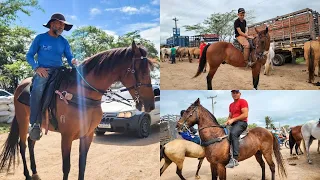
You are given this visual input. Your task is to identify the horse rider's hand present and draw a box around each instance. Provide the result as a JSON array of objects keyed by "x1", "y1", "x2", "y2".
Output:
[
  {"x1": 36, "y1": 67, "x2": 49, "y2": 78},
  {"x1": 247, "y1": 35, "x2": 254, "y2": 39},
  {"x1": 71, "y1": 58, "x2": 79, "y2": 66},
  {"x1": 225, "y1": 119, "x2": 234, "y2": 125}
]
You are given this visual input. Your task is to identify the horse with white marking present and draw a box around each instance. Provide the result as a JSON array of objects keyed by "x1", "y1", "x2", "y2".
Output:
[
  {"x1": 301, "y1": 120, "x2": 320, "y2": 164},
  {"x1": 264, "y1": 42, "x2": 275, "y2": 75}
]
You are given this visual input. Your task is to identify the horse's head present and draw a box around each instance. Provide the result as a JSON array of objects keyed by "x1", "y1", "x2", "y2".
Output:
[
  {"x1": 120, "y1": 41, "x2": 155, "y2": 112},
  {"x1": 176, "y1": 98, "x2": 201, "y2": 132},
  {"x1": 254, "y1": 26, "x2": 270, "y2": 58}
]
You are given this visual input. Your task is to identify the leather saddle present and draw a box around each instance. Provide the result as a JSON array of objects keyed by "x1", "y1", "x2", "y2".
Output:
[{"x1": 232, "y1": 38, "x2": 255, "y2": 53}]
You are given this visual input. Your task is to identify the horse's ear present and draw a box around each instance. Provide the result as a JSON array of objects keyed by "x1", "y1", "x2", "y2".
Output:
[
  {"x1": 194, "y1": 98, "x2": 200, "y2": 106},
  {"x1": 255, "y1": 27, "x2": 259, "y2": 34},
  {"x1": 132, "y1": 40, "x2": 138, "y2": 52},
  {"x1": 265, "y1": 26, "x2": 268, "y2": 34}
]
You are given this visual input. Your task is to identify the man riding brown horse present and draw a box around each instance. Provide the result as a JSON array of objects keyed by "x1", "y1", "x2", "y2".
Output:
[
  {"x1": 224, "y1": 90, "x2": 248, "y2": 168},
  {"x1": 234, "y1": 8, "x2": 255, "y2": 67},
  {"x1": 26, "y1": 13, "x2": 78, "y2": 141}
]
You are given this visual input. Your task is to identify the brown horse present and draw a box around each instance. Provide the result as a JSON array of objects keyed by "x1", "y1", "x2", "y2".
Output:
[
  {"x1": 304, "y1": 40, "x2": 320, "y2": 83},
  {"x1": 160, "y1": 139, "x2": 205, "y2": 180},
  {"x1": 194, "y1": 27, "x2": 270, "y2": 90},
  {"x1": 176, "y1": 98, "x2": 287, "y2": 180},
  {"x1": 176, "y1": 47, "x2": 190, "y2": 62},
  {"x1": 289, "y1": 125, "x2": 304, "y2": 155},
  {"x1": 0, "y1": 41, "x2": 155, "y2": 180}
]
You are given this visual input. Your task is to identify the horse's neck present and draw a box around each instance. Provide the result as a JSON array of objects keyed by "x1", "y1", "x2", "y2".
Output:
[{"x1": 198, "y1": 106, "x2": 224, "y2": 139}]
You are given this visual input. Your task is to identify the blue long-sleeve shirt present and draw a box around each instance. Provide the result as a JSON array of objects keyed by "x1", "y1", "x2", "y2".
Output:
[{"x1": 26, "y1": 32, "x2": 73, "y2": 70}]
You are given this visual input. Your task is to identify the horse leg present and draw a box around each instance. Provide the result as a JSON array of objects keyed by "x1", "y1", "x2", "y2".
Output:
[
  {"x1": 217, "y1": 163, "x2": 226, "y2": 180},
  {"x1": 206, "y1": 67, "x2": 218, "y2": 90},
  {"x1": 210, "y1": 163, "x2": 218, "y2": 180},
  {"x1": 175, "y1": 160, "x2": 186, "y2": 180},
  {"x1": 306, "y1": 138, "x2": 313, "y2": 164},
  {"x1": 252, "y1": 64, "x2": 262, "y2": 90},
  {"x1": 195, "y1": 158, "x2": 204, "y2": 179},
  {"x1": 160, "y1": 157, "x2": 172, "y2": 176},
  {"x1": 61, "y1": 136, "x2": 73, "y2": 180},
  {"x1": 27, "y1": 137, "x2": 40, "y2": 180},
  {"x1": 78, "y1": 133, "x2": 94, "y2": 180},
  {"x1": 317, "y1": 140, "x2": 320, "y2": 153},
  {"x1": 255, "y1": 151, "x2": 266, "y2": 180},
  {"x1": 262, "y1": 151, "x2": 275, "y2": 180},
  {"x1": 19, "y1": 140, "x2": 32, "y2": 180}
]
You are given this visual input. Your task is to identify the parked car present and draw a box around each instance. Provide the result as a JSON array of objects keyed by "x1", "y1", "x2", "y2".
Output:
[
  {"x1": 0, "y1": 89, "x2": 13, "y2": 97},
  {"x1": 95, "y1": 84, "x2": 160, "y2": 138}
]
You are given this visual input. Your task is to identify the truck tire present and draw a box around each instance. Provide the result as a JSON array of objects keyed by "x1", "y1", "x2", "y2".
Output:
[
  {"x1": 136, "y1": 115, "x2": 151, "y2": 138},
  {"x1": 273, "y1": 54, "x2": 285, "y2": 66},
  {"x1": 94, "y1": 128, "x2": 106, "y2": 136}
]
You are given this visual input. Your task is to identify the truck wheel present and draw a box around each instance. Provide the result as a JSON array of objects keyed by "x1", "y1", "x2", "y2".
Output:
[
  {"x1": 94, "y1": 128, "x2": 106, "y2": 136},
  {"x1": 273, "y1": 54, "x2": 285, "y2": 66},
  {"x1": 137, "y1": 116, "x2": 151, "y2": 138}
]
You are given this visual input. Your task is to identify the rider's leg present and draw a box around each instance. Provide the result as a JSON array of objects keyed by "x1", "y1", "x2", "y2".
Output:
[
  {"x1": 226, "y1": 121, "x2": 248, "y2": 168},
  {"x1": 29, "y1": 69, "x2": 53, "y2": 141},
  {"x1": 236, "y1": 36, "x2": 251, "y2": 67}
]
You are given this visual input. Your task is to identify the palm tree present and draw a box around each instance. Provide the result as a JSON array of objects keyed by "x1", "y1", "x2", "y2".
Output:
[{"x1": 265, "y1": 116, "x2": 273, "y2": 129}]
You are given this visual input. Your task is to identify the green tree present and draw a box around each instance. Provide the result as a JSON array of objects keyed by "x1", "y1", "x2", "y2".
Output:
[
  {"x1": 270, "y1": 123, "x2": 275, "y2": 129},
  {"x1": 184, "y1": 10, "x2": 255, "y2": 42},
  {"x1": 248, "y1": 123, "x2": 257, "y2": 129},
  {"x1": 217, "y1": 117, "x2": 228, "y2": 125},
  {"x1": 265, "y1": 116, "x2": 273, "y2": 129}
]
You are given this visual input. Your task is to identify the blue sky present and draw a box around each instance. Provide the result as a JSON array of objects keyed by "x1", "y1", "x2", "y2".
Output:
[
  {"x1": 13, "y1": 0, "x2": 160, "y2": 50},
  {"x1": 161, "y1": 90, "x2": 320, "y2": 127}
]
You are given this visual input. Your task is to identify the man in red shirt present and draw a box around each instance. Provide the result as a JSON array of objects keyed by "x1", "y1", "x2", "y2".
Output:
[
  {"x1": 199, "y1": 38, "x2": 207, "y2": 62},
  {"x1": 225, "y1": 90, "x2": 248, "y2": 168}
]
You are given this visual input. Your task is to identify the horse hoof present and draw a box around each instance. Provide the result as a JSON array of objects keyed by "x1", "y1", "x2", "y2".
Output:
[
  {"x1": 308, "y1": 160, "x2": 312, "y2": 164},
  {"x1": 32, "y1": 174, "x2": 41, "y2": 180},
  {"x1": 195, "y1": 175, "x2": 201, "y2": 179}
]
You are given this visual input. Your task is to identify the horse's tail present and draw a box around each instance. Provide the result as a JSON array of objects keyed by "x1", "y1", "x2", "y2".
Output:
[
  {"x1": 0, "y1": 116, "x2": 20, "y2": 172},
  {"x1": 289, "y1": 130, "x2": 296, "y2": 152},
  {"x1": 308, "y1": 44, "x2": 315, "y2": 83},
  {"x1": 272, "y1": 134, "x2": 287, "y2": 178},
  {"x1": 193, "y1": 44, "x2": 209, "y2": 78},
  {"x1": 160, "y1": 146, "x2": 166, "y2": 161}
]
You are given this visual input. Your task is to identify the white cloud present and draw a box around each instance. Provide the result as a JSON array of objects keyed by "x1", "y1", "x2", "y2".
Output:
[
  {"x1": 140, "y1": 26, "x2": 160, "y2": 55},
  {"x1": 151, "y1": 0, "x2": 160, "y2": 5},
  {"x1": 90, "y1": 8, "x2": 101, "y2": 16},
  {"x1": 67, "y1": 15, "x2": 78, "y2": 21},
  {"x1": 103, "y1": 29, "x2": 118, "y2": 39},
  {"x1": 105, "y1": 5, "x2": 157, "y2": 15}
]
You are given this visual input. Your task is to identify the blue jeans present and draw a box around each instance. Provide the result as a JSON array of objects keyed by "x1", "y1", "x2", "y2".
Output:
[{"x1": 29, "y1": 68, "x2": 55, "y2": 125}]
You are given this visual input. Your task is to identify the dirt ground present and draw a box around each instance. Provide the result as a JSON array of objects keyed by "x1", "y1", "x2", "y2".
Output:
[
  {"x1": 0, "y1": 125, "x2": 159, "y2": 180},
  {"x1": 160, "y1": 142, "x2": 320, "y2": 180},
  {"x1": 161, "y1": 58, "x2": 320, "y2": 90}
]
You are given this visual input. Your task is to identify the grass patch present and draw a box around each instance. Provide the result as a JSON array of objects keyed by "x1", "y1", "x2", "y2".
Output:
[
  {"x1": 0, "y1": 123, "x2": 11, "y2": 134},
  {"x1": 296, "y1": 57, "x2": 305, "y2": 64}
]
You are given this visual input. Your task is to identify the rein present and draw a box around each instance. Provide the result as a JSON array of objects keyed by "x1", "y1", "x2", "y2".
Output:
[{"x1": 74, "y1": 50, "x2": 152, "y2": 106}]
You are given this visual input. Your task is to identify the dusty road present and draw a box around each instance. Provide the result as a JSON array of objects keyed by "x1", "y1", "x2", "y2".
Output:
[
  {"x1": 161, "y1": 59, "x2": 320, "y2": 90},
  {"x1": 0, "y1": 125, "x2": 159, "y2": 180},
  {"x1": 160, "y1": 142, "x2": 320, "y2": 180}
]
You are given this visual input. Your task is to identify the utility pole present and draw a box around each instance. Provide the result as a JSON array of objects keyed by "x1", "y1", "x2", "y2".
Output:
[
  {"x1": 172, "y1": 17, "x2": 178, "y2": 46},
  {"x1": 207, "y1": 95, "x2": 217, "y2": 115}
]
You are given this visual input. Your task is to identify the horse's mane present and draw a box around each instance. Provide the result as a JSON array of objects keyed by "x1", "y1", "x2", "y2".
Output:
[{"x1": 199, "y1": 104, "x2": 220, "y2": 125}]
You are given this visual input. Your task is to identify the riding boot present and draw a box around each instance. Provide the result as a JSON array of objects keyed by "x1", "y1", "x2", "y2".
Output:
[{"x1": 243, "y1": 48, "x2": 252, "y2": 67}]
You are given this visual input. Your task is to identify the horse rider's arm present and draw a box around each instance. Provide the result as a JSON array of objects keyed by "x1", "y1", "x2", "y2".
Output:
[
  {"x1": 236, "y1": 27, "x2": 248, "y2": 38},
  {"x1": 64, "y1": 39, "x2": 74, "y2": 67},
  {"x1": 26, "y1": 35, "x2": 41, "y2": 70},
  {"x1": 232, "y1": 107, "x2": 248, "y2": 122},
  {"x1": 227, "y1": 112, "x2": 232, "y2": 120},
  {"x1": 245, "y1": 27, "x2": 249, "y2": 35}
]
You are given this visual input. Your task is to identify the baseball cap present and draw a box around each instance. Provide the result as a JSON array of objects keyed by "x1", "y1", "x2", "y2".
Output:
[
  {"x1": 238, "y1": 8, "x2": 245, "y2": 13},
  {"x1": 231, "y1": 90, "x2": 240, "y2": 93}
]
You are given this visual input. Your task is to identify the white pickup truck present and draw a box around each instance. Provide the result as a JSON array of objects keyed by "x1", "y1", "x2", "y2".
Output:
[{"x1": 95, "y1": 84, "x2": 160, "y2": 138}]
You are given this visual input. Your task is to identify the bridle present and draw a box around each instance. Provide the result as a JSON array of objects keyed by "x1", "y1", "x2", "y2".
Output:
[
  {"x1": 253, "y1": 33, "x2": 269, "y2": 60},
  {"x1": 75, "y1": 47, "x2": 152, "y2": 105}
]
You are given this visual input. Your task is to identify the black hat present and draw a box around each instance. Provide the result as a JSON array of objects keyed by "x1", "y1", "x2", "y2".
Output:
[
  {"x1": 238, "y1": 8, "x2": 245, "y2": 13},
  {"x1": 43, "y1": 13, "x2": 73, "y2": 31},
  {"x1": 231, "y1": 90, "x2": 240, "y2": 93}
]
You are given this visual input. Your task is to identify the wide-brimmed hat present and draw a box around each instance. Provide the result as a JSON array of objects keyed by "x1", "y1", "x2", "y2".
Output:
[
  {"x1": 231, "y1": 90, "x2": 240, "y2": 93},
  {"x1": 43, "y1": 13, "x2": 73, "y2": 31}
]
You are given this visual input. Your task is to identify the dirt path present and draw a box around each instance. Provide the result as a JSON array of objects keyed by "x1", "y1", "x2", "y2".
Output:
[
  {"x1": 161, "y1": 59, "x2": 320, "y2": 90},
  {"x1": 160, "y1": 142, "x2": 320, "y2": 180},
  {"x1": 0, "y1": 125, "x2": 159, "y2": 180}
]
